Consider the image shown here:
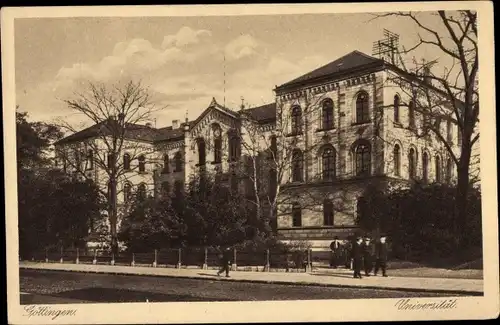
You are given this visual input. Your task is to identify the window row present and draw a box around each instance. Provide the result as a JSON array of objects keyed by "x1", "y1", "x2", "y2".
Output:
[
  {"x1": 392, "y1": 144, "x2": 454, "y2": 183},
  {"x1": 289, "y1": 91, "x2": 370, "y2": 135},
  {"x1": 161, "y1": 152, "x2": 183, "y2": 174},
  {"x1": 196, "y1": 124, "x2": 241, "y2": 165},
  {"x1": 291, "y1": 199, "x2": 335, "y2": 227},
  {"x1": 290, "y1": 141, "x2": 372, "y2": 183}
]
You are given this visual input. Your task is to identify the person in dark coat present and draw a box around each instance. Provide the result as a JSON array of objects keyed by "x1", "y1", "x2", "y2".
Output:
[
  {"x1": 374, "y1": 235, "x2": 389, "y2": 277},
  {"x1": 217, "y1": 247, "x2": 232, "y2": 277},
  {"x1": 363, "y1": 236, "x2": 375, "y2": 276},
  {"x1": 352, "y1": 237, "x2": 364, "y2": 278},
  {"x1": 329, "y1": 236, "x2": 340, "y2": 268}
]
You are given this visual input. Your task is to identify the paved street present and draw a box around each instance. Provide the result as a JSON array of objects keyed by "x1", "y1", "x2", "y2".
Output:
[{"x1": 20, "y1": 269, "x2": 466, "y2": 304}]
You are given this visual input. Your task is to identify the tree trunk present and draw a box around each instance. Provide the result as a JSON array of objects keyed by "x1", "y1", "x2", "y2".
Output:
[
  {"x1": 455, "y1": 142, "x2": 472, "y2": 250},
  {"x1": 109, "y1": 178, "x2": 119, "y2": 256}
]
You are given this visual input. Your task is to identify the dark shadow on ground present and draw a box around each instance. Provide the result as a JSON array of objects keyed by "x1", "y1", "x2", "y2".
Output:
[
  {"x1": 310, "y1": 272, "x2": 355, "y2": 279},
  {"x1": 22, "y1": 287, "x2": 235, "y2": 304}
]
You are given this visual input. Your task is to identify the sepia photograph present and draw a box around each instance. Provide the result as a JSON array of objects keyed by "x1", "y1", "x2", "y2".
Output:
[{"x1": 3, "y1": 2, "x2": 498, "y2": 324}]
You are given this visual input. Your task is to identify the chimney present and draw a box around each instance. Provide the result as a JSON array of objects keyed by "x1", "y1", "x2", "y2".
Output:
[
  {"x1": 423, "y1": 66, "x2": 431, "y2": 84},
  {"x1": 172, "y1": 119, "x2": 179, "y2": 129},
  {"x1": 145, "y1": 122, "x2": 152, "y2": 128}
]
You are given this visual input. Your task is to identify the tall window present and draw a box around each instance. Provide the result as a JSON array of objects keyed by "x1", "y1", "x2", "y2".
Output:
[
  {"x1": 446, "y1": 158, "x2": 453, "y2": 183},
  {"x1": 270, "y1": 136, "x2": 277, "y2": 159},
  {"x1": 322, "y1": 99, "x2": 334, "y2": 130},
  {"x1": 408, "y1": 100, "x2": 415, "y2": 128},
  {"x1": 86, "y1": 150, "x2": 94, "y2": 170},
  {"x1": 393, "y1": 144, "x2": 401, "y2": 176},
  {"x1": 161, "y1": 181, "x2": 170, "y2": 198},
  {"x1": 174, "y1": 152, "x2": 183, "y2": 172},
  {"x1": 291, "y1": 106, "x2": 302, "y2": 135},
  {"x1": 123, "y1": 182, "x2": 132, "y2": 203},
  {"x1": 174, "y1": 180, "x2": 184, "y2": 195},
  {"x1": 230, "y1": 172, "x2": 239, "y2": 193},
  {"x1": 291, "y1": 149, "x2": 303, "y2": 182},
  {"x1": 435, "y1": 155, "x2": 442, "y2": 183},
  {"x1": 355, "y1": 92, "x2": 369, "y2": 124},
  {"x1": 213, "y1": 124, "x2": 222, "y2": 163},
  {"x1": 355, "y1": 142, "x2": 371, "y2": 176},
  {"x1": 107, "y1": 153, "x2": 115, "y2": 169},
  {"x1": 422, "y1": 152, "x2": 429, "y2": 183},
  {"x1": 446, "y1": 120, "x2": 453, "y2": 144},
  {"x1": 356, "y1": 196, "x2": 367, "y2": 221},
  {"x1": 269, "y1": 167, "x2": 277, "y2": 199},
  {"x1": 162, "y1": 154, "x2": 170, "y2": 174},
  {"x1": 323, "y1": 199, "x2": 334, "y2": 226},
  {"x1": 138, "y1": 155, "x2": 146, "y2": 172},
  {"x1": 228, "y1": 133, "x2": 240, "y2": 162},
  {"x1": 409, "y1": 148, "x2": 416, "y2": 179},
  {"x1": 321, "y1": 145, "x2": 336, "y2": 180},
  {"x1": 137, "y1": 183, "x2": 146, "y2": 201},
  {"x1": 394, "y1": 95, "x2": 400, "y2": 123},
  {"x1": 197, "y1": 138, "x2": 206, "y2": 165},
  {"x1": 123, "y1": 153, "x2": 131, "y2": 171},
  {"x1": 292, "y1": 202, "x2": 302, "y2": 227}
]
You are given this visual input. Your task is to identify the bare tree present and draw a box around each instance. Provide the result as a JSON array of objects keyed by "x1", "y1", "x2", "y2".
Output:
[
  {"x1": 54, "y1": 80, "x2": 165, "y2": 254},
  {"x1": 372, "y1": 10, "x2": 479, "y2": 247}
]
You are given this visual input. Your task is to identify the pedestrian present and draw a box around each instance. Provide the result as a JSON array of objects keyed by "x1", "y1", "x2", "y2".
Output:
[
  {"x1": 363, "y1": 236, "x2": 374, "y2": 276},
  {"x1": 374, "y1": 235, "x2": 389, "y2": 277},
  {"x1": 352, "y1": 237, "x2": 364, "y2": 279},
  {"x1": 329, "y1": 236, "x2": 340, "y2": 268},
  {"x1": 217, "y1": 247, "x2": 232, "y2": 277}
]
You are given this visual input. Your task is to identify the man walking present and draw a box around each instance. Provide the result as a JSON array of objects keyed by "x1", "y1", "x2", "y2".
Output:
[
  {"x1": 363, "y1": 236, "x2": 374, "y2": 276},
  {"x1": 329, "y1": 236, "x2": 340, "y2": 268},
  {"x1": 374, "y1": 235, "x2": 389, "y2": 277},
  {"x1": 352, "y1": 237, "x2": 363, "y2": 279},
  {"x1": 217, "y1": 247, "x2": 232, "y2": 277}
]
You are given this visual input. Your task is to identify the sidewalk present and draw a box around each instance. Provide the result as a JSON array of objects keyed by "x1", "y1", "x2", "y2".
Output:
[{"x1": 20, "y1": 261, "x2": 483, "y2": 295}]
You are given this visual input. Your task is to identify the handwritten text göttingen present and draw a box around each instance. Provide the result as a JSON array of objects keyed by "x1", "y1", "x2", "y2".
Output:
[
  {"x1": 395, "y1": 299, "x2": 458, "y2": 311},
  {"x1": 24, "y1": 305, "x2": 77, "y2": 320}
]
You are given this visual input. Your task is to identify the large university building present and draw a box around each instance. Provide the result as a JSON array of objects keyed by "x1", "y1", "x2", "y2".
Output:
[{"x1": 54, "y1": 51, "x2": 459, "y2": 250}]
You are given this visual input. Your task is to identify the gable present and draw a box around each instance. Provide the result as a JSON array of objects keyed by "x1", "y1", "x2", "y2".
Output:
[{"x1": 189, "y1": 98, "x2": 240, "y2": 138}]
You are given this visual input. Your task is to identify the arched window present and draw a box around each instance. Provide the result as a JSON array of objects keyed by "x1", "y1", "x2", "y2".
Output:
[
  {"x1": 107, "y1": 152, "x2": 115, "y2": 169},
  {"x1": 291, "y1": 106, "x2": 302, "y2": 135},
  {"x1": 354, "y1": 142, "x2": 371, "y2": 176},
  {"x1": 355, "y1": 92, "x2": 369, "y2": 124},
  {"x1": 435, "y1": 155, "x2": 442, "y2": 183},
  {"x1": 86, "y1": 150, "x2": 94, "y2": 170},
  {"x1": 393, "y1": 144, "x2": 401, "y2": 176},
  {"x1": 138, "y1": 155, "x2": 146, "y2": 172},
  {"x1": 446, "y1": 158, "x2": 453, "y2": 183},
  {"x1": 228, "y1": 132, "x2": 241, "y2": 162},
  {"x1": 123, "y1": 153, "x2": 131, "y2": 171},
  {"x1": 291, "y1": 149, "x2": 303, "y2": 182},
  {"x1": 269, "y1": 167, "x2": 277, "y2": 199},
  {"x1": 323, "y1": 199, "x2": 334, "y2": 226},
  {"x1": 162, "y1": 154, "x2": 169, "y2": 174},
  {"x1": 394, "y1": 95, "x2": 400, "y2": 123},
  {"x1": 123, "y1": 182, "x2": 132, "y2": 203},
  {"x1": 161, "y1": 181, "x2": 170, "y2": 198},
  {"x1": 137, "y1": 183, "x2": 147, "y2": 201},
  {"x1": 446, "y1": 120, "x2": 453, "y2": 144},
  {"x1": 197, "y1": 138, "x2": 206, "y2": 166},
  {"x1": 321, "y1": 146, "x2": 336, "y2": 180},
  {"x1": 322, "y1": 99, "x2": 334, "y2": 130},
  {"x1": 292, "y1": 202, "x2": 302, "y2": 227},
  {"x1": 408, "y1": 100, "x2": 415, "y2": 128},
  {"x1": 174, "y1": 152, "x2": 183, "y2": 172},
  {"x1": 213, "y1": 124, "x2": 222, "y2": 163},
  {"x1": 422, "y1": 152, "x2": 429, "y2": 183},
  {"x1": 270, "y1": 135, "x2": 277, "y2": 159},
  {"x1": 408, "y1": 148, "x2": 416, "y2": 179}
]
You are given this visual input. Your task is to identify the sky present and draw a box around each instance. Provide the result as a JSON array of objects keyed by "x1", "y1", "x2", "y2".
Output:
[{"x1": 15, "y1": 12, "x2": 450, "y2": 130}]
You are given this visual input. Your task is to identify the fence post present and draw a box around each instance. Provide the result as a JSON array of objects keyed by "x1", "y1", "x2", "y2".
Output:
[
  {"x1": 131, "y1": 253, "x2": 135, "y2": 267},
  {"x1": 264, "y1": 249, "x2": 270, "y2": 272},
  {"x1": 231, "y1": 248, "x2": 237, "y2": 271},
  {"x1": 305, "y1": 249, "x2": 312, "y2": 273},
  {"x1": 202, "y1": 247, "x2": 208, "y2": 270},
  {"x1": 176, "y1": 248, "x2": 181, "y2": 269},
  {"x1": 111, "y1": 252, "x2": 115, "y2": 266},
  {"x1": 45, "y1": 248, "x2": 48, "y2": 263},
  {"x1": 76, "y1": 248, "x2": 80, "y2": 264},
  {"x1": 59, "y1": 246, "x2": 63, "y2": 264},
  {"x1": 153, "y1": 249, "x2": 157, "y2": 268},
  {"x1": 92, "y1": 249, "x2": 97, "y2": 265}
]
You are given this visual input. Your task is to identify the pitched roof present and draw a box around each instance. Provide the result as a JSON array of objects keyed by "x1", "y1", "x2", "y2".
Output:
[
  {"x1": 277, "y1": 50, "x2": 384, "y2": 90},
  {"x1": 154, "y1": 125, "x2": 186, "y2": 142},
  {"x1": 55, "y1": 120, "x2": 159, "y2": 145},
  {"x1": 242, "y1": 102, "x2": 276, "y2": 123}
]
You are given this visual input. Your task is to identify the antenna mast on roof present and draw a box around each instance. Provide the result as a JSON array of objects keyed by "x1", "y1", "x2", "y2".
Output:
[
  {"x1": 372, "y1": 29, "x2": 405, "y2": 70},
  {"x1": 223, "y1": 53, "x2": 226, "y2": 109}
]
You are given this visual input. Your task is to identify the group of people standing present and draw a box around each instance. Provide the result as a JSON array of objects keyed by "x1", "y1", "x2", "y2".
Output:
[{"x1": 330, "y1": 234, "x2": 389, "y2": 279}]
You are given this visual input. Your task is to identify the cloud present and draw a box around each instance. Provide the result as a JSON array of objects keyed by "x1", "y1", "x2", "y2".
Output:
[
  {"x1": 161, "y1": 26, "x2": 212, "y2": 48},
  {"x1": 224, "y1": 34, "x2": 260, "y2": 60}
]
